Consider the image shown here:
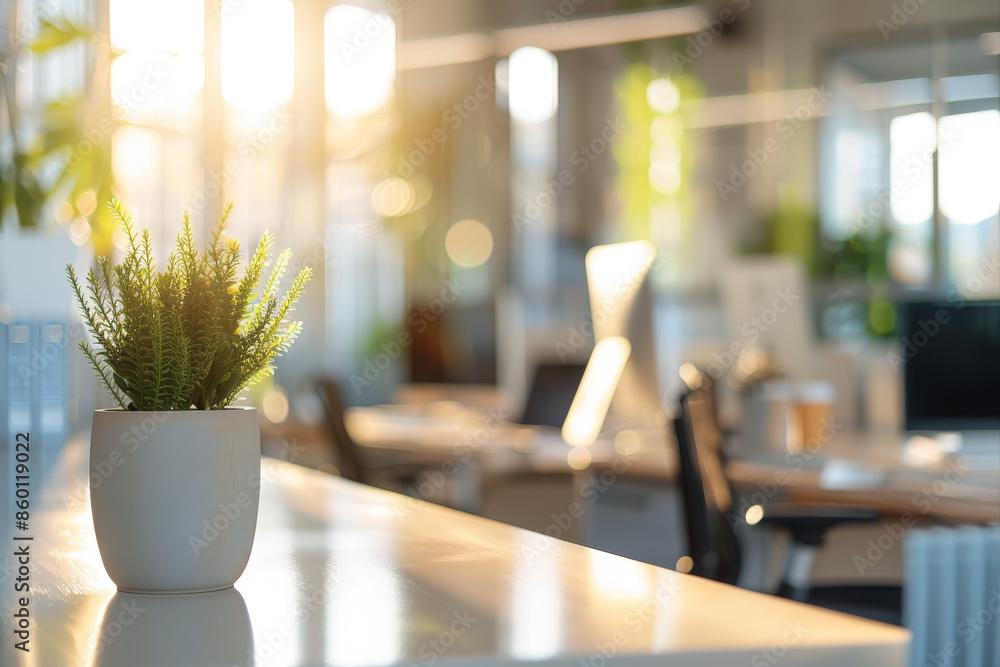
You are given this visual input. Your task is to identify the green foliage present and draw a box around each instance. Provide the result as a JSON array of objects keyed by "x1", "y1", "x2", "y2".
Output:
[
  {"x1": 1, "y1": 12, "x2": 111, "y2": 243},
  {"x1": 68, "y1": 200, "x2": 312, "y2": 411},
  {"x1": 26, "y1": 18, "x2": 92, "y2": 53}
]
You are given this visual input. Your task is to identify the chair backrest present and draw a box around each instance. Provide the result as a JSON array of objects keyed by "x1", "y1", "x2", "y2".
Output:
[
  {"x1": 314, "y1": 379, "x2": 367, "y2": 484},
  {"x1": 673, "y1": 374, "x2": 741, "y2": 584}
]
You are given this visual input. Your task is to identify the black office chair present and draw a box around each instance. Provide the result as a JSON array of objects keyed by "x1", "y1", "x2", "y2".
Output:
[
  {"x1": 314, "y1": 379, "x2": 436, "y2": 492},
  {"x1": 315, "y1": 380, "x2": 368, "y2": 483},
  {"x1": 673, "y1": 371, "x2": 903, "y2": 624}
]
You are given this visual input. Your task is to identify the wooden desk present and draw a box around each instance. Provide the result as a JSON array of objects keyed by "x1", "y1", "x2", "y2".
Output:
[
  {"x1": 0, "y1": 437, "x2": 909, "y2": 666},
  {"x1": 726, "y1": 432, "x2": 1000, "y2": 523}
]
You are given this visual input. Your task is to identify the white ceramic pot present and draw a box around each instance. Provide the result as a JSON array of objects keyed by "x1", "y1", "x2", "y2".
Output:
[{"x1": 90, "y1": 407, "x2": 260, "y2": 594}]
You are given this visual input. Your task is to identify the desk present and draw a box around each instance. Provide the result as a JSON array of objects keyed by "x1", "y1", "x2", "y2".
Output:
[
  {"x1": 0, "y1": 437, "x2": 909, "y2": 666},
  {"x1": 344, "y1": 404, "x2": 673, "y2": 478},
  {"x1": 726, "y1": 431, "x2": 1000, "y2": 523},
  {"x1": 344, "y1": 404, "x2": 674, "y2": 517}
]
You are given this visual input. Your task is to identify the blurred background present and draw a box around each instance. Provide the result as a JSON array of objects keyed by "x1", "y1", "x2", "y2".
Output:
[
  {"x1": 1, "y1": 0, "x2": 999, "y2": 596},
  {"x1": 3, "y1": 0, "x2": 997, "y2": 420}
]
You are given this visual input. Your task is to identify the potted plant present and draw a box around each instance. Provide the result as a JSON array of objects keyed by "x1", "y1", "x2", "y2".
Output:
[{"x1": 67, "y1": 199, "x2": 311, "y2": 593}]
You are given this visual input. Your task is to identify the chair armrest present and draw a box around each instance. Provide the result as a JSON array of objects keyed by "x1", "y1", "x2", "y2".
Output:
[{"x1": 748, "y1": 503, "x2": 880, "y2": 546}]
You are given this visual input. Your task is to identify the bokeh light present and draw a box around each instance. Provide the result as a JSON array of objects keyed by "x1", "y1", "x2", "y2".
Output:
[
  {"x1": 508, "y1": 47, "x2": 558, "y2": 124},
  {"x1": 646, "y1": 78, "x2": 680, "y2": 114},
  {"x1": 567, "y1": 446, "x2": 593, "y2": 470},
  {"x1": 445, "y1": 219, "x2": 494, "y2": 267},
  {"x1": 372, "y1": 178, "x2": 415, "y2": 217},
  {"x1": 262, "y1": 386, "x2": 290, "y2": 423}
]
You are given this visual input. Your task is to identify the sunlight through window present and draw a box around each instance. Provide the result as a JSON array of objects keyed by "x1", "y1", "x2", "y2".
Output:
[
  {"x1": 325, "y1": 5, "x2": 396, "y2": 118},
  {"x1": 889, "y1": 111, "x2": 936, "y2": 226},
  {"x1": 222, "y1": 0, "x2": 295, "y2": 111},
  {"x1": 508, "y1": 47, "x2": 558, "y2": 125},
  {"x1": 939, "y1": 110, "x2": 1000, "y2": 225},
  {"x1": 110, "y1": 0, "x2": 204, "y2": 54},
  {"x1": 111, "y1": 49, "x2": 204, "y2": 126}
]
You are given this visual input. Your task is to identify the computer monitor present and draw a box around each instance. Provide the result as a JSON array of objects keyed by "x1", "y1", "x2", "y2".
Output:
[
  {"x1": 583, "y1": 240, "x2": 661, "y2": 424},
  {"x1": 519, "y1": 363, "x2": 588, "y2": 428},
  {"x1": 901, "y1": 300, "x2": 1000, "y2": 431}
]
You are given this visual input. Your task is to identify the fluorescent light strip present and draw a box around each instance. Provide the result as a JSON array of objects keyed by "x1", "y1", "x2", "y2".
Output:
[
  {"x1": 397, "y1": 33, "x2": 495, "y2": 71},
  {"x1": 680, "y1": 87, "x2": 833, "y2": 129},
  {"x1": 398, "y1": 5, "x2": 708, "y2": 71}
]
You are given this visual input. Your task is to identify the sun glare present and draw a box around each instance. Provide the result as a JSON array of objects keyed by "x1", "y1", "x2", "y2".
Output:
[
  {"x1": 508, "y1": 47, "x2": 558, "y2": 125},
  {"x1": 325, "y1": 5, "x2": 396, "y2": 118},
  {"x1": 110, "y1": 0, "x2": 204, "y2": 54},
  {"x1": 222, "y1": 0, "x2": 295, "y2": 111}
]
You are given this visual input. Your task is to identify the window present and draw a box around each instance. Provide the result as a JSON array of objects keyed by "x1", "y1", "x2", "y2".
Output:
[{"x1": 821, "y1": 33, "x2": 1000, "y2": 296}]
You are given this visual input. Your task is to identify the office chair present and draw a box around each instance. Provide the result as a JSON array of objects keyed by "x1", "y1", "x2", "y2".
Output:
[
  {"x1": 673, "y1": 371, "x2": 903, "y2": 624},
  {"x1": 314, "y1": 379, "x2": 439, "y2": 493},
  {"x1": 314, "y1": 380, "x2": 368, "y2": 483}
]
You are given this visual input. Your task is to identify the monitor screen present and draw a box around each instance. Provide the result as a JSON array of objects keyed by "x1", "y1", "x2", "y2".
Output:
[
  {"x1": 901, "y1": 300, "x2": 1000, "y2": 430},
  {"x1": 519, "y1": 363, "x2": 587, "y2": 428}
]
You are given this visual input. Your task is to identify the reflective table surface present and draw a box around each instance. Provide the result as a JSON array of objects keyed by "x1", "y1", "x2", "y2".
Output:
[{"x1": 1, "y1": 437, "x2": 909, "y2": 666}]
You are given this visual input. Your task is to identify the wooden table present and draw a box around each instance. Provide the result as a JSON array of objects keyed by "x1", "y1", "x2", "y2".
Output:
[
  {"x1": 0, "y1": 436, "x2": 909, "y2": 666},
  {"x1": 726, "y1": 431, "x2": 1000, "y2": 523}
]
